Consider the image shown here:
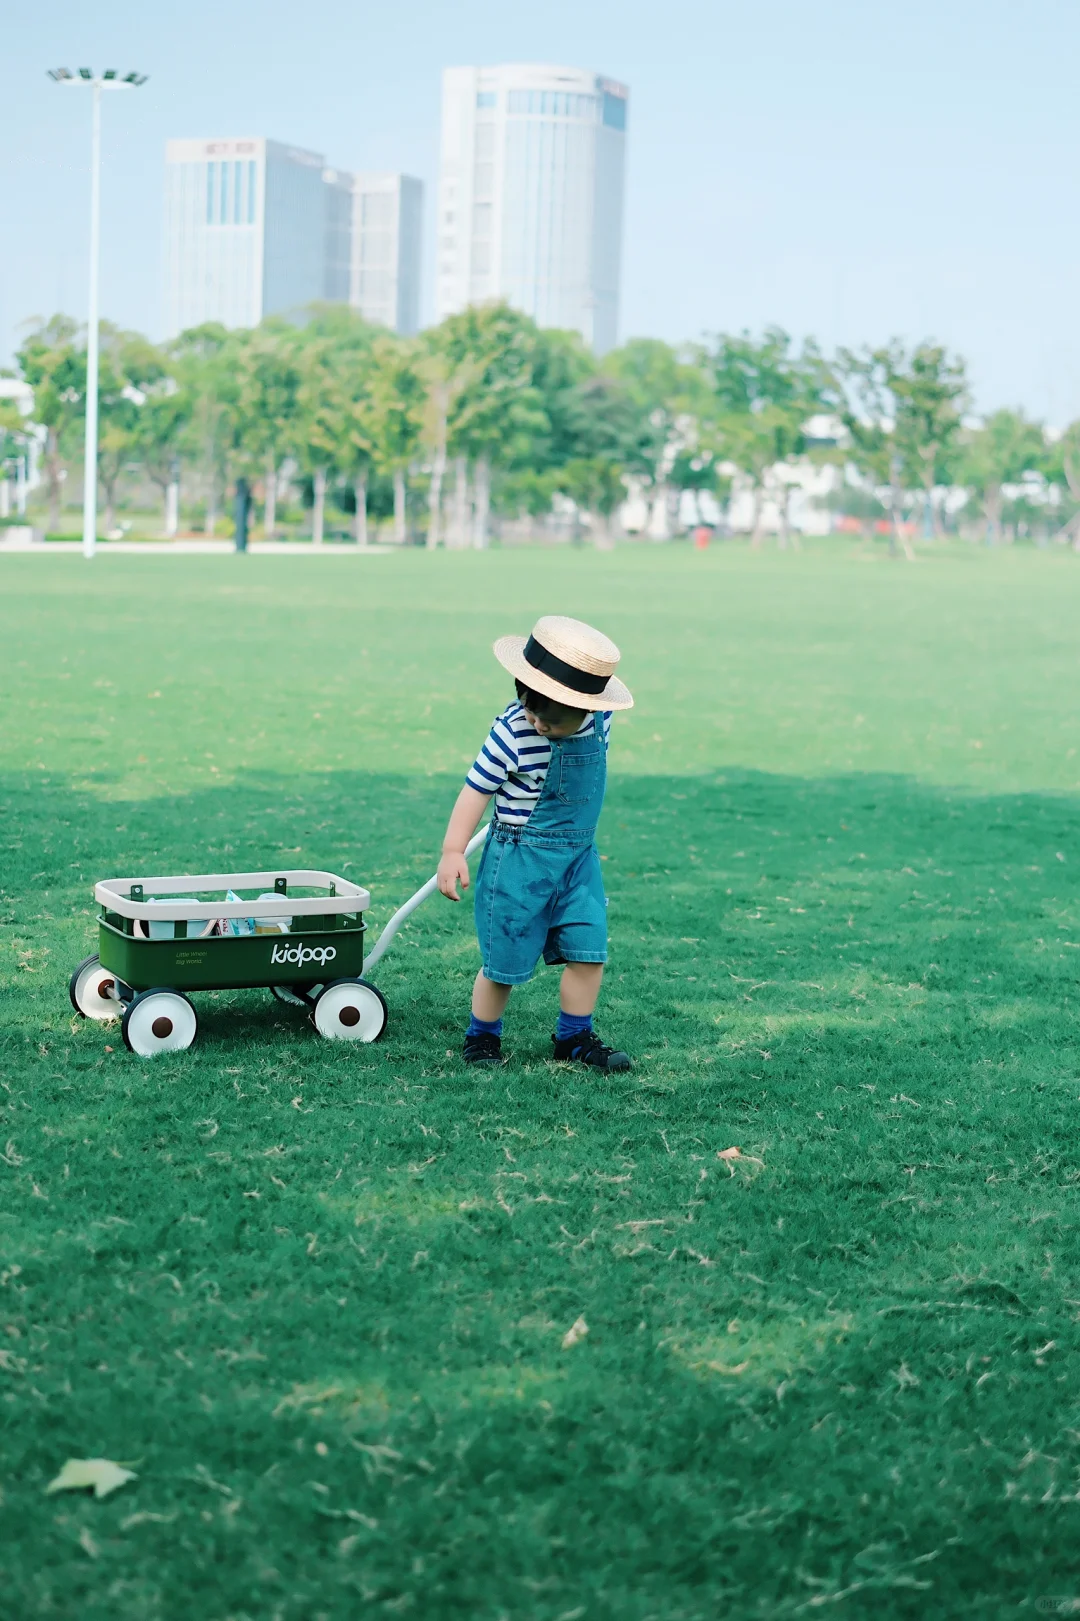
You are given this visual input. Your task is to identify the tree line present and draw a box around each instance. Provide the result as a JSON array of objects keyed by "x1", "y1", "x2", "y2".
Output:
[{"x1": 3, "y1": 302, "x2": 1078, "y2": 547}]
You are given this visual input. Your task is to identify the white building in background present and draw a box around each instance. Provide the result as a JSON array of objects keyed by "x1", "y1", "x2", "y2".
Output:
[
  {"x1": 718, "y1": 417, "x2": 846, "y2": 539},
  {"x1": 348, "y1": 173, "x2": 423, "y2": 335},
  {"x1": 323, "y1": 166, "x2": 354, "y2": 305},
  {"x1": 164, "y1": 139, "x2": 422, "y2": 338},
  {"x1": 436, "y1": 64, "x2": 628, "y2": 354},
  {"x1": 164, "y1": 137, "x2": 330, "y2": 335}
]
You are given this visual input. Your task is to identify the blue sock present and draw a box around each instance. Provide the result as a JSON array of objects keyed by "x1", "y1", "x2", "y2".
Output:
[
  {"x1": 466, "y1": 1013, "x2": 503, "y2": 1039},
  {"x1": 556, "y1": 1010, "x2": 593, "y2": 1048}
]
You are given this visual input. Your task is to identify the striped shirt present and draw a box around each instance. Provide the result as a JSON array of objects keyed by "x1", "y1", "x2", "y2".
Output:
[{"x1": 466, "y1": 701, "x2": 613, "y2": 824}]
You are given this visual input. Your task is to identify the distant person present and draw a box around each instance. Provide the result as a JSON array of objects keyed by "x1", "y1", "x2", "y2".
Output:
[{"x1": 437, "y1": 616, "x2": 634, "y2": 1071}]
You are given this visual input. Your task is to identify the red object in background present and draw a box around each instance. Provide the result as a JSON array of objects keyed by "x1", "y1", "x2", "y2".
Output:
[{"x1": 693, "y1": 525, "x2": 712, "y2": 549}]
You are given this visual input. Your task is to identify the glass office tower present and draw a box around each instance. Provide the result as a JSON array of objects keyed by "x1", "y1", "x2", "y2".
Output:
[
  {"x1": 165, "y1": 139, "x2": 422, "y2": 339},
  {"x1": 349, "y1": 173, "x2": 423, "y2": 337},
  {"x1": 436, "y1": 64, "x2": 628, "y2": 354},
  {"x1": 164, "y1": 137, "x2": 341, "y2": 337}
]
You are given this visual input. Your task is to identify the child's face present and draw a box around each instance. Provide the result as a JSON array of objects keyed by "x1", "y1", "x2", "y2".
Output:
[{"x1": 523, "y1": 705, "x2": 584, "y2": 739}]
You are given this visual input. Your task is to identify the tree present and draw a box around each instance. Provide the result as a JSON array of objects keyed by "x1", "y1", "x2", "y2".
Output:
[
  {"x1": 15, "y1": 316, "x2": 84, "y2": 533},
  {"x1": 0, "y1": 399, "x2": 28, "y2": 513},
  {"x1": 837, "y1": 342, "x2": 913, "y2": 559},
  {"x1": 605, "y1": 338, "x2": 704, "y2": 538},
  {"x1": 432, "y1": 303, "x2": 548, "y2": 547},
  {"x1": 668, "y1": 447, "x2": 730, "y2": 531},
  {"x1": 888, "y1": 342, "x2": 967, "y2": 538},
  {"x1": 526, "y1": 327, "x2": 597, "y2": 467},
  {"x1": 701, "y1": 328, "x2": 834, "y2": 546},
  {"x1": 413, "y1": 339, "x2": 483, "y2": 549},
  {"x1": 556, "y1": 458, "x2": 626, "y2": 546},
  {"x1": 839, "y1": 340, "x2": 968, "y2": 547},
  {"x1": 0, "y1": 399, "x2": 24, "y2": 461},
  {"x1": 228, "y1": 320, "x2": 306, "y2": 537},
  {"x1": 0, "y1": 400, "x2": 29, "y2": 521},
  {"x1": 133, "y1": 380, "x2": 192, "y2": 534},
  {"x1": 169, "y1": 323, "x2": 232, "y2": 534},
  {"x1": 322, "y1": 342, "x2": 380, "y2": 547},
  {"x1": 290, "y1": 312, "x2": 384, "y2": 544},
  {"x1": 544, "y1": 369, "x2": 643, "y2": 542},
  {"x1": 1043, "y1": 422, "x2": 1080, "y2": 548},
  {"x1": 96, "y1": 325, "x2": 166, "y2": 534},
  {"x1": 488, "y1": 327, "x2": 595, "y2": 539},
  {"x1": 959, "y1": 409, "x2": 1045, "y2": 544},
  {"x1": 293, "y1": 330, "x2": 338, "y2": 545},
  {"x1": 362, "y1": 335, "x2": 423, "y2": 544}
]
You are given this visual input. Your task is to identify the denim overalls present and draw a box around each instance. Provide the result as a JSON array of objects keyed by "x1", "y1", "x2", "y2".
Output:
[{"x1": 474, "y1": 715, "x2": 609, "y2": 985}]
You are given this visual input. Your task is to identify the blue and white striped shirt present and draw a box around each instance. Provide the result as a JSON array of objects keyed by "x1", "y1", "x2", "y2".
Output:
[{"x1": 466, "y1": 701, "x2": 613, "y2": 824}]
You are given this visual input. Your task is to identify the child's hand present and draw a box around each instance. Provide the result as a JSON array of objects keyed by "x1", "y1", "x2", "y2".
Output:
[{"x1": 437, "y1": 851, "x2": 470, "y2": 901}]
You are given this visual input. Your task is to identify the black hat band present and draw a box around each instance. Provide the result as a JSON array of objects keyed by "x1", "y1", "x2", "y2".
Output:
[{"x1": 524, "y1": 635, "x2": 610, "y2": 696}]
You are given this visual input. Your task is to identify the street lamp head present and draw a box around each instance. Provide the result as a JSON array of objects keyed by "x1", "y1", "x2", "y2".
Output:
[{"x1": 47, "y1": 67, "x2": 149, "y2": 89}]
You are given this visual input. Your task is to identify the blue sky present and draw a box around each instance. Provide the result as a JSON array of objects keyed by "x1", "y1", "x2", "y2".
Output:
[{"x1": 3, "y1": 0, "x2": 1077, "y2": 418}]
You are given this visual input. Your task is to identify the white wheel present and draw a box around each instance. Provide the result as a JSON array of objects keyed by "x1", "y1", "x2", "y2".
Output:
[
  {"x1": 69, "y1": 955, "x2": 121, "y2": 1021},
  {"x1": 312, "y1": 978, "x2": 387, "y2": 1042},
  {"x1": 122, "y1": 989, "x2": 198, "y2": 1057}
]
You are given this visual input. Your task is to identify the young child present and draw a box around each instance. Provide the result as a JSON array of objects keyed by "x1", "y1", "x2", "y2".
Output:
[{"x1": 437, "y1": 615, "x2": 633, "y2": 1070}]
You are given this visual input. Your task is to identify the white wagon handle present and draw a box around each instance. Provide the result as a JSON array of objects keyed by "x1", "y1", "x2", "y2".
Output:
[{"x1": 363, "y1": 822, "x2": 490, "y2": 976}]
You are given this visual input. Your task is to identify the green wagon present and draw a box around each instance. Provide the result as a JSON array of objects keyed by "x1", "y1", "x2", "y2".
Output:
[
  {"x1": 69, "y1": 828, "x2": 489, "y2": 1057},
  {"x1": 70, "y1": 867, "x2": 384, "y2": 1056}
]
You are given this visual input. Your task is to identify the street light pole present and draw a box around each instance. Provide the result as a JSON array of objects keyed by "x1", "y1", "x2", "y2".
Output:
[
  {"x1": 48, "y1": 68, "x2": 147, "y2": 559},
  {"x1": 84, "y1": 78, "x2": 102, "y2": 560}
]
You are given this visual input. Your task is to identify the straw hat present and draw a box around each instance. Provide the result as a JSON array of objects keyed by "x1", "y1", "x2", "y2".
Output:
[{"x1": 493, "y1": 615, "x2": 633, "y2": 712}]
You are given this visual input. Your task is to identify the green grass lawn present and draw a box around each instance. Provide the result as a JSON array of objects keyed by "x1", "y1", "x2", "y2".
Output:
[{"x1": 3, "y1": 542, "x2": 1080, "y2": 1619}]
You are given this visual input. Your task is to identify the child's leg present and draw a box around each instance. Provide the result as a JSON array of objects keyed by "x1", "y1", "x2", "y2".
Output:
[
  {"x1": 463, "y1": 972, "x2": 513, "y2": 1064},
  {"x1": 556, "y1": 962, "x2": 602, "y2": 1044},
  {"x1": 553, "y1": 962, "x2": 630, "y2": 1071},
  {"x1": 559, "y1": 962, "x2": 603, "y2": 1015},
  {"x1": 472, "y1": 970, "x2": 513, "y2": 1023}
]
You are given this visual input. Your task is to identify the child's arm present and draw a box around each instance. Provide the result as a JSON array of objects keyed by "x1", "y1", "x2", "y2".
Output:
[{"x1": 437, "y1": 785, "x2": 490, "y2": 900}]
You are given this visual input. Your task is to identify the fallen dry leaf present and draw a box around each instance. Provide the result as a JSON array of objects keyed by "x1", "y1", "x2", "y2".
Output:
[
  {"x1": 45, "y1": 1458, "x2": 137, "y2": 1500},
  {"x1": 561, "y1": 1315, "x2": 589, "y2": 1349},
  {"x1": 716, "y1": 1146, "x2": 765, "y2": 1175}
]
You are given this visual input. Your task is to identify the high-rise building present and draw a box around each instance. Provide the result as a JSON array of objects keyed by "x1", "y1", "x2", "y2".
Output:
[
  {"x1": 323, "y1": 168, "x2": 354, "y2": 305},
  {"x1": 164, "y1": 140, "x2": 423, "y2": 339},
  {"x1": 163, "y1": 137, "x2": 331, "y2": 336},
  {"x1": 436, "y1": 64, "x2": 628, "y2": 355},
  {"x1": 348, "y1": 173, "x2": 423, "y2": 337}
]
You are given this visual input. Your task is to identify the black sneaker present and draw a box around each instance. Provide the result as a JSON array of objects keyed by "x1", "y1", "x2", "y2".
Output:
[
  {"x1": 463, "y1": 1030, "x2": 506, "y2": 1066},
  {"x1": 551, "y1": 1032, "x2": 632, "y2": 1072}
]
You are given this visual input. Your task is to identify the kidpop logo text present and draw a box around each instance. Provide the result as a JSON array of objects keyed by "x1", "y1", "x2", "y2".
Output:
[{"x1": 270, "y1": 943, "x2": 337, "y2": 968}]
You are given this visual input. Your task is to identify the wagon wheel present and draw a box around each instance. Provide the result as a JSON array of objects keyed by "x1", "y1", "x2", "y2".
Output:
[
  {"x1": 270, "y1": 983, "x2": 325, "y2": 1010},
  {"x1": 312, "y1": 978, "x2": 387, "y2": 1042},
  {"x1": 69, "y1": 954, "x2": 123, "y2": 1021},
  {"x1": 122, "y1": 988, "x2": 198, "y2": 1057}
]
